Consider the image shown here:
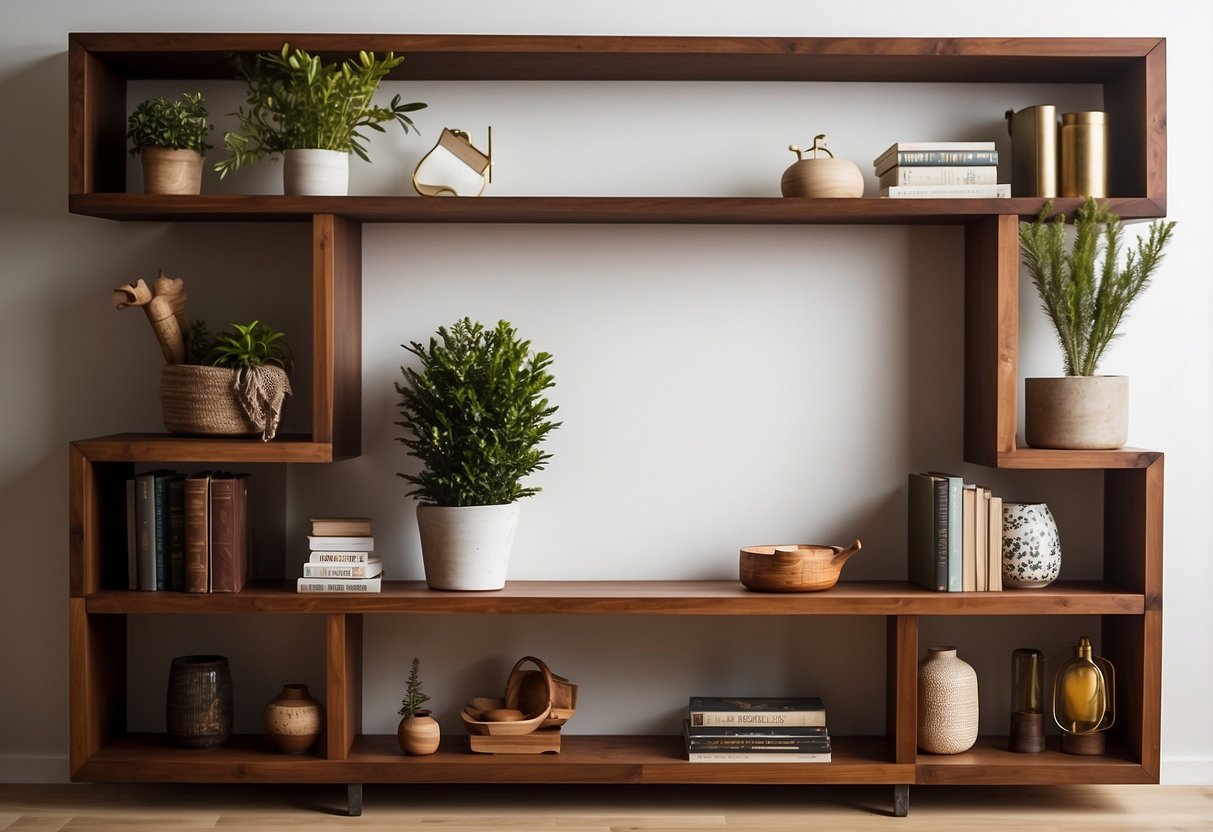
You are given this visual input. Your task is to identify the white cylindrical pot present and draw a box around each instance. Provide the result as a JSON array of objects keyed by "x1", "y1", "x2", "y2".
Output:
[
  {"x1": 917, "y1": 646, "x2": 979, "y2": 754},
  {"x1": 283, "y1": 149, "x2": 349, "y2": 196},
  {"x1": 1002, "y1": 502, "x2": 1061, "y2": 589},
  {"x1": 1024, "y1": 375, "x2": 1128, "y2": 450},
  {"x1": 416, "y1": 503, "x2": 520, "y2": 591}
]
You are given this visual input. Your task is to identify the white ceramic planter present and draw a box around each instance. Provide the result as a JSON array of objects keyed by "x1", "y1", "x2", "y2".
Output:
[
  {"x1": 1024, "y1": 375, "x2": 1128, "y2": 450},
  {"x1": 416, "y1": 503, "x2": 520, "y2": 591},
  {"x1": 283, "y1": 149, "x2": 349, "y2": 196}
]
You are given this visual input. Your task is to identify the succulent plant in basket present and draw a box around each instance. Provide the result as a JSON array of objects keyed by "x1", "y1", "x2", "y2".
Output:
[
  {"x1": 395, "y1": 318, "x2": 560, "y2": 591},
  {"x1": 126, "y1": 92, "x2": 213, "y2": 195},
  {"x1": 396, "y1": 657, "x2": 439, "y2": 755},
  {"x1": 1019, "y1": 197, "x2": 1176, "y2": 449}
]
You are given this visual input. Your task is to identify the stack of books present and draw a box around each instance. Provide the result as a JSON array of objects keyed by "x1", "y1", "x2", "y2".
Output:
[
  {"x1": 874, "y1": 141, "x2": 1009, "y2": 198},
  {"x1": 908, "y1": 472, "x2": 1004, "y2": 592},
  {"x1": 297, "y1": 517, "x2": 382, "y2": 593},
  {"x1": 684, "y1": 697, "x2": 831, "y2": 763},
  {"x1": 125, "y1": 470, "x2": 249, "y2": 593}
]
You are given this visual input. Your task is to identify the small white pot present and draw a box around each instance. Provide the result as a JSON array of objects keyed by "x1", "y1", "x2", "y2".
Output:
[
  {"x1": 283, "y1": 149, "x2": 349, "y2": 196},
  {"x1": 1024, "y1": 375, "x2": 1128, "y2": 450},
  {"x1": 416, "y1": 503, "x2": 520, "y2": 591}
]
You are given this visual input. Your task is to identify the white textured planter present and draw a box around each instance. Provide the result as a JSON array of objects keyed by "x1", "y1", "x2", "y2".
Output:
[
  {"x1": 416, "y1": 503, "x2": 520, "y2": 591},
  {"x1": 283, "y1": 149, "x2": 349, "y2": 196},
  {"x1": 1025, "y1": 375, "x2": 1128, "y2": 450}
]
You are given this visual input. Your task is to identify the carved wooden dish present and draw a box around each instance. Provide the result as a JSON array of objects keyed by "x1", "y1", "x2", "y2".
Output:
[{"x1": 739, "y1": 539, "x2": 862, "y2": 592}]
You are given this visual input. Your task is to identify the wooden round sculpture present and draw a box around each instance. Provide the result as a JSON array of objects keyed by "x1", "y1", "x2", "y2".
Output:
[
  {"x1": 780, "y1": 134, "x2": 865, "y2": 198},
  {"x1": 739, "y1": 539, "x2": 862, "y2": 592}
]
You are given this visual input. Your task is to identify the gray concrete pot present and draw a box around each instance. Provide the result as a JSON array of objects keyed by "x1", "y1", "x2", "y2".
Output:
[
  {"x1": 416, "y1": 503, "x2": 520, "y2": 591},
  {"x1": 1024, "y1": 376, "x2": 1128, "y2": 450}
]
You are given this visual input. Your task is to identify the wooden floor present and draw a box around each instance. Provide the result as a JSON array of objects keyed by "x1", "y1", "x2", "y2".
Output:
[{"x1": 1, "y1": 783, "x2": 1211, "y2": 830}]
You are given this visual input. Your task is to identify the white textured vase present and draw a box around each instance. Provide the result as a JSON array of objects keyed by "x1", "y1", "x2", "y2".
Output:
[
  {"x1": 917, "y1": 646, "x2": 979, "y2": 754},
  {"x1": 416, "y1": 503, "x2": 520, "y2": 591},
  {"x1": 283, "y1": 149, "x2": 349, "y2": 196},
  {"x1": 1025, "y1": 375, "x2": 1128, "y2": 449},
  {"x1": 1002, "y1": 502, "x2": 1062, "y2": 589}
]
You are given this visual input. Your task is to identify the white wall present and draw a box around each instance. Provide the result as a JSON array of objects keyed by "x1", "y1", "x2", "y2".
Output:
[{"x1": 1, "y1": 0, "x2": 1209, "y2": 785}]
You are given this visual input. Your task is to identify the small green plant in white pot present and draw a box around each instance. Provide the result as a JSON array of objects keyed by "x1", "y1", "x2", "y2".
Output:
[
  {"x1": 395, "y1": 318, "x2": 559, "y2": 591},
  {"x1": 214, "y1": 44, "x2": 426, "y2": 195},
  {"x1": 126, "y1": 92, "x2": 213, "y2": 194},
  {"x1": 1019, "y1": 198, "x2": 1175, "y2": 449}
]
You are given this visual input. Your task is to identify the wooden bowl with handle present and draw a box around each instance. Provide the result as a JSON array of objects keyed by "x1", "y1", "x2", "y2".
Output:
[{"x1": 739, "y1": 539, "x2": 862, "y2": 592}]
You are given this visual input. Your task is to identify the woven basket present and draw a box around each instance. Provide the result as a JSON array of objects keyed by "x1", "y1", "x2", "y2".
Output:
[{"x1": 160, "y1": 364, "x2": 291, "y2": 441}]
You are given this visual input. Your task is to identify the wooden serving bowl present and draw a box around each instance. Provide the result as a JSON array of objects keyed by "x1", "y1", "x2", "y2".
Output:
[
  {"x1": 461, "y1": 656, "x2": 578, "y2": 735},
  {"x1": 739, "y1": 539, "x2": 862, "y2": 592}
]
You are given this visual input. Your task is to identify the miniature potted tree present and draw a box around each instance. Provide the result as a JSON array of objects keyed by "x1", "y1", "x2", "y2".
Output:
[
  {"x1": 214, "y1": 43, "x2": 426, "y2": 195},
  {"x1": 395, "y1": 318, "x2": 559, "y2": 591},
  {"x1": 397, "y1": 657, "x2": 439, "y2": 755},
  {"x1": 1020, "y1": 198, "x2": 1176, "y2": 449},
  {"x1": 126, "y1": 93, "x2": 213, "y2": 194}
]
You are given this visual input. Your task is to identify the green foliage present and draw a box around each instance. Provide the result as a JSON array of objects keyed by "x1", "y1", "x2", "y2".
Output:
[
  {"x1": 395, "y1": 318, "x2": 560, "y2": 507},
  {"x1": 126, "y1": 93, "x2": 213, "y2": 155},
  {"x1": 205, "y1": 320, "x2": 291, "y2": 371},
  {"x1": 1020, "y1": 198, "x2": 1176, "y2": 377},
  {"x1": 187, "y1": 319, "x2": 216, "y2": 365},
  {"x1": 215, "y1": 43, "x2": 426, "y2": 178},
  {"x1": 397, "y1": 657, "x2": 430, "y2": 718}
]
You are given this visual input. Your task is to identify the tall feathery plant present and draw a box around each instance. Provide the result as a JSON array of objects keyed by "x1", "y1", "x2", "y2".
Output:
[{"x1": 1020, "y1": 198, "x2": 1176, "y2": 377}]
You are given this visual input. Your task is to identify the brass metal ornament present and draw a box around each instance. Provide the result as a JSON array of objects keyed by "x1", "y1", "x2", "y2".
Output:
[
  {"x1": 1051, "y1": 636, "x2": 1116, "y2": 755},
  {"x1": 412, "y1": 127, "x2": 493, "y2": 197}
]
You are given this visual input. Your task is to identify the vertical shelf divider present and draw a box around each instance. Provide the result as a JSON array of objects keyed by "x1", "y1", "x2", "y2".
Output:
[
  {"x1": 326, "y1": 612, "x2": 364, "y2": 760},
  {"x1": 887, "y1": 614, "x2": 918, "y2": 764},
  {"x1": 312, "y1": 214, "x2": 362, "y2": 458}
]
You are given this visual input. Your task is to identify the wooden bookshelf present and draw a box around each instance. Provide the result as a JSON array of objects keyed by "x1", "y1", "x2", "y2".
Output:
[{"x1": 66, "y1": 32, "x2": 1167, "y2": 818}]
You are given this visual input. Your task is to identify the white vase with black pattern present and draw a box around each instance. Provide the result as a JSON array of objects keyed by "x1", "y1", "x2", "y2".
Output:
[{"x1": 1001, "y1": 502, "x2": 1061, "y2": 588}]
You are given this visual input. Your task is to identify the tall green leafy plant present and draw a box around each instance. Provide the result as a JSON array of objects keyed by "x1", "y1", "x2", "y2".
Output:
[
  {"x1": 215, "y1": 44, "x2": 426, "y2": 178},
  {"x1": 395, "y1": 318, "x2": 560, "y2": 507},
  {"x1": 126, "y1": 93, "x2": 213, "y2": 155},
  {"x1": 1020, "y1": 198, "x2": 1176, "y2": 377}
]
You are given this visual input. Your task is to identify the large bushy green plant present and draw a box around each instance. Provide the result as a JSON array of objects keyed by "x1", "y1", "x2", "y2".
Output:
[
  {"x1": 1020, "y1": 198, "x2": 1176, "y2": 377},
  {"x1": 395, "y1": 318, "x2": 559, "y2": 507},
  {"x1": 126, "y1": 93, "x2": 213, "y2": 155},
  {"x1": 215, "y1": 44, "x2": 426, "y2": 178}
]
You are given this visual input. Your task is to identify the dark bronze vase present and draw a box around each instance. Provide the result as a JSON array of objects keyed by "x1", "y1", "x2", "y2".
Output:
[{"x1": 166, "y1": 655, "x2": 233, "y2": 748}]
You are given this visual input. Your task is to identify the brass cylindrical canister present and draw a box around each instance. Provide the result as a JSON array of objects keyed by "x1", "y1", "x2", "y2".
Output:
[{"x1": 1060, "y1": 111, "x2": 1107, "y2": 197}]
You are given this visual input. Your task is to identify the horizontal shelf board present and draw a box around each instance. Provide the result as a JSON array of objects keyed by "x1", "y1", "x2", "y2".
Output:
[
  {"x1": 996, "y1": 446, "x2": 1162, "y2": 470},
  {"x1": 73, "y1": 34, "x2": 1160, "y2": 83},
  {"x1": 71, "y1": 434, "x2": 339, "y2": 463},
  {"x1": 916, "y1": 737, "x2": 1152, "y2": 785},
  {"x1": 80, "y1": 734, "x2": 906, "y2": 785},
  {"x1": 68, "y1": 195, "x2": 1168, "y2": 225},
  {"x1": 84, "y1": 580, "x2": 1144, "y2": 615}
]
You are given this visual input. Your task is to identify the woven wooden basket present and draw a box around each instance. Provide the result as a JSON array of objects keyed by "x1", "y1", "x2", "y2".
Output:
[{"x1": 160, "y1": 364, "x2": 290, "y2": 441}]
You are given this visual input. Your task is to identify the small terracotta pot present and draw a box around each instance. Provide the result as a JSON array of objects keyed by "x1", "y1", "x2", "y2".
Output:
[
  {"x1": 264, "y1": 683, "x2": 324, "y2": 754},
  {"x1": 397, "y1": 712, "x2": 441, "y2": 755},
  {"x1": 141, "y1": 147, "x2": 204, "y2": 195}
]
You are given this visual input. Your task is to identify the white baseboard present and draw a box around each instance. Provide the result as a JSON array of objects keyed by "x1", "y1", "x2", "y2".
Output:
[
  {"x1": 1162, "y1": 756, "x2": 1213, "y2": 785},
  {"x1": 0, "y1": 754, "x2": 69, "y2": 784}
]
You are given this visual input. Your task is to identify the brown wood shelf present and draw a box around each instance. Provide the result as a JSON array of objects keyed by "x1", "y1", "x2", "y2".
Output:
[
  {"x1": 996, "y1": 447, "x2": 1162, "y2": 470},
  {"x1": 69, "y1": 194, "x2": 1168, "y2": 225},
  {"x1": 915, "y1": 737, "x2": 1152, "y2": 785},
  {"x1": 79, "y1": 734, "x2": 907, "y2": 784},
  {"x1": 83, "y1": 580, "x2": 1145, "y2": 615},
  {"x1": 71, "y1": 434, "x2": 342, "y2": 464}
]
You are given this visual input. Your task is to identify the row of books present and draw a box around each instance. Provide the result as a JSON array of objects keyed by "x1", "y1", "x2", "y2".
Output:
[
  {"x1": 908, "y1": 472, "x2": 1004, "y2": 592},
  {"x1": 296, "y1": 517, "x2": 383, "y2": 593},
  {"x1": 124, "y1": 470, "x2": 248, "y2": 593},
  {"x1": 685, "y1": 697, "x2": 831, "y2": 763},
  {"x1": 874, "y1": 141, "x2": 1010, "y2": 199}
]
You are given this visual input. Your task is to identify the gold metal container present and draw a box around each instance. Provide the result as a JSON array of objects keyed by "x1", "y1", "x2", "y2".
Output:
[
  {"x1": 1060, "y1": 111, "x2": 1107, "y2": 197},
  {"x1": 1006, "y1": 105, "x2": 1056, "y2": 197}
]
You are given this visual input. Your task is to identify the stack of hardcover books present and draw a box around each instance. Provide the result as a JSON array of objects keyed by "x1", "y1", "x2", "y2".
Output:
[
  {"x1": 874, "y1": 141, "x2": 1008, "y2": 198},
  {"x1": 907, "y1": 472, "x2": 1004, "y2": 592},
  {"x1": 684, "y1": 696, "x2": 831, "y2": 762},
  {"x1": 297, "y1": 517, "x2": 382, "y2": 593}
]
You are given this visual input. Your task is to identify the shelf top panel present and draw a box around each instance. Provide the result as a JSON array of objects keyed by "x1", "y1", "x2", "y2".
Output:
[
  {"x1": 69, "y1": 195, "x2": 1167, "y2": 225},
  {"x1": 71, "y1": 34, "x2": 1162, "y2": 83},
  {"x1": 997, "y1": 446, "x2": 1162, "y2": 470},
  {"x1": 84, "y1": 579, "x2": 1144, "y2": 615},
  {"x1": 71, "y1": 433, "x2": 340, "y2": 464}
]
